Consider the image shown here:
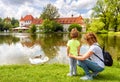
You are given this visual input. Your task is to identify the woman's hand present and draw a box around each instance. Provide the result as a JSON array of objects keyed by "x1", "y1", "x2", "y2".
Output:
[{"x1": 68, "y1": 54, "x2": 73, "y2": 58}]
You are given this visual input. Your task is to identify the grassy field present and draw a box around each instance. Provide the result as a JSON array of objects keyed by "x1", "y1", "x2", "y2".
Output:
[{"x1": 0, "y1": 62, "x2": 120, "y2": 82}]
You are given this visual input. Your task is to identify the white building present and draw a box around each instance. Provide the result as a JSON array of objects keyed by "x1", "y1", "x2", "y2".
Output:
[{"x1": 19, "y1": 15, "x2": 86, "y2": 32}]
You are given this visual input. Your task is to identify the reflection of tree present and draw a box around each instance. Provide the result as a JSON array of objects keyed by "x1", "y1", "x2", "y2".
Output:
[
  {"x1": 114, "y1": 36, "x2": 120, "y2": 61},
  {"x1": 97, "y1": 34, "x2": 106, "y2": 47},
  {"x1": 38, "y1": 33, "x2": 65, "y2": 58},
  {"x1": 0, "y1": 34, "x2": 19, "y2": 45},
  {"x1": 30, "y1": 34, "x2": 37, "y2": 42},
  {"x1": 97, "y1": 34, "x2": 120, "y2": 60}
]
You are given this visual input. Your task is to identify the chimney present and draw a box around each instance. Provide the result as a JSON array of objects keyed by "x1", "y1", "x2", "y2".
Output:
[{"x1": 71, "y1": 14, "x2": 73, "y2": 17}]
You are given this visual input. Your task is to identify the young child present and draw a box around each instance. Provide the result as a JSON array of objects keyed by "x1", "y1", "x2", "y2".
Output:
[{"x1": 67, "y1": 28, "x2": 81, "y2": 76}]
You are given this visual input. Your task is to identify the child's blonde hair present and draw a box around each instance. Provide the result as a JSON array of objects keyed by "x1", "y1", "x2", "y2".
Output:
[{"x1": 70, "y1": 28, "x2": 79, "y2": 38}]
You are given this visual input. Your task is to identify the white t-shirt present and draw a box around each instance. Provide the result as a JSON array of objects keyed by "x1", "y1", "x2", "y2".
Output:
[{"x1": 88, "y1": 43, "x2": 105, "y2": 68}]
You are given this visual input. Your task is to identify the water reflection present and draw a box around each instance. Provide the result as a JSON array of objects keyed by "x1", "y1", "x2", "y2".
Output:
[{"x1": 0, "y1": 33, "x2": 120, "y2": 65}]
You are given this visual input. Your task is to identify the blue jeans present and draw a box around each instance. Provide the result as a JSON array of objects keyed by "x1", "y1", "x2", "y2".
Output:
[
  {"x1": 69, "y1": 58, "x2": 77, "y2": 75},
  {"x1": 77, "y1": 60, "x2": 104, "y2": 76}
]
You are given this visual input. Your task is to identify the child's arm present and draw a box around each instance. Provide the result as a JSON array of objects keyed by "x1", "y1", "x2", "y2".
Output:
[
  {"x1": 78, "y1": 40, "x2": 82, "y2": 56},
  {"x1": 67, "y1": 46, "x2": 70, "y2": 56}
]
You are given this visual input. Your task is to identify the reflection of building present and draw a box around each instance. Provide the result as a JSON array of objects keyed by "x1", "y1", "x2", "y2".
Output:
[{"x1": 19, "y1": 15, "x2": 86, "y2": 32}]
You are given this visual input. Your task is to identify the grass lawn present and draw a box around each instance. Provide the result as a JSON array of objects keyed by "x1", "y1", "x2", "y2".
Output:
[{"x1": 0, "y1": 63, "x2": 120, "y2": 82}]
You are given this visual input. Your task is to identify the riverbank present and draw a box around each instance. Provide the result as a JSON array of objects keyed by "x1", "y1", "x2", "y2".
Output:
[
  {"x1": 0, "y1": 62, "x2": 120, "y2": 82},
  {"x1": 108, "y1": 32, "x2": 120, "y2": 36}
]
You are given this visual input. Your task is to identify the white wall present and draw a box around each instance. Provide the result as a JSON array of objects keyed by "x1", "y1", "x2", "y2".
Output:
[{"x1": 63, "y1": 24, "x2": 70, "y2": 32}]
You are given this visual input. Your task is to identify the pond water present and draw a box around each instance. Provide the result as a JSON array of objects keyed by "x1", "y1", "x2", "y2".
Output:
[{"x1": 0, "y1": 33, "x2": 120, "y2": 65}]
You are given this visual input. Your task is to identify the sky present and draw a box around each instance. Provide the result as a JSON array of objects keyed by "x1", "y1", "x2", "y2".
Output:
[{"x1": 0, "y1": 0, "x2": 97, "y2": 19}]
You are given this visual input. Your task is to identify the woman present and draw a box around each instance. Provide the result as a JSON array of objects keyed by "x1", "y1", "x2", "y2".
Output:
[{"x1": 68, "y1": 32, "x2": 105, "y2": 80}]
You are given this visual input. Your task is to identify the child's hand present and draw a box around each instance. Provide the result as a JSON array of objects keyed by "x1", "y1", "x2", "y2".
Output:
[
  {"x1": 78, "y1": 54, "x2": 82, "y2": 56},
  {"x1": 68, "y1": 54, "x2": 72, "y2": 57}
]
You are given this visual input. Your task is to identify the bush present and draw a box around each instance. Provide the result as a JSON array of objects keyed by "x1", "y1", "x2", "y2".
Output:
[
  {"x1": 68, "y1": 23, "x2": 82, "y2": 32},
  {"x1": 42, "y1": 19, "x2": 63, "y2": 33},
  {"x1": 29, "y1": 24, "x2": 37, "y2": 33}
]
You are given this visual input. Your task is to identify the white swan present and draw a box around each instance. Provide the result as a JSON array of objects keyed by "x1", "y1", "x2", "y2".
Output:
[{"x1": 29, "y1": 56, "x2": 49, "y2": 64}]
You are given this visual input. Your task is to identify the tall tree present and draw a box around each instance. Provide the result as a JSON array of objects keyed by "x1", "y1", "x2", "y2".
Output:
[
  {"x1": 0, "y1": 18, "x2": 2, "y2": 22},
  {"x1": 11, "y1": 17, "x2": 19, "y2": 28},
  {"x1": 88, "y1": 19, "x2": 105, "y2": 33},
  {"x1": 92, "y1": 0, "x2": 109, "y2": 30},
  {"x1": 105, "y1": 0, "x2": 120, "y2": 32},
  {"x1": 92, "y1": 0, "x2": 120, "y2": 32},
  {"x1": 40, "y1": 3, "x2": 60, "y2": 20}
]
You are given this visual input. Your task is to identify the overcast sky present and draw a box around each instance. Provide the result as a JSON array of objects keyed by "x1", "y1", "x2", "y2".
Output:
[{"x1": 0, "y1": 0, "x2": 97, "y2": 19}]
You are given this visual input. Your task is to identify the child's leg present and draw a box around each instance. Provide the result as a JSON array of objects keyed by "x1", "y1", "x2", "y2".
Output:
[
  {"x1": 73, "y1": 59, "x2": 77, "y2": 75},
  {"x1": 69, "y1": 58, "x2": 74, "y2": 75}
]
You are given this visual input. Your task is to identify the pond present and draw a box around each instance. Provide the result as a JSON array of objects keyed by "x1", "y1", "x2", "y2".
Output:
[{"x1": 0, "y1": 33, "x2": 120, "y2": 65}]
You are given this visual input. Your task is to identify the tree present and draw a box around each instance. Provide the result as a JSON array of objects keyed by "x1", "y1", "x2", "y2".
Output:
[
  {"x1": 29, "y1": 24, "x2": 37, "y2": 33},
  {"x1": 51, "y1": 21, "x2": 63, "y2": 32},
  {"x1": 92, "y1": 0, "x2": 109, "y2": 30},
  {"x1": 92, "y1": 0, "x2": 120, "y2": 32},
  {"x1": 88, "y1": 19, "x2": 105, "y2": 33},
  {"x1": 0, "y1": 22, "x2": 4, "y2": 31},
  {"x1": 68, "y1": 23, "x2": 82, "y2": 32},
  {"x1": 4, "y1": 23, "x2": 12, "y2": 32},
  {"x1": 40, "y1": 3, "x2": 60, "y2": 20},
  {"x1": 42, "y1": 19, "x2": 63, "y2": 33},
  {"x1": 11, "y1": 17, "x2": 19, "y2": 28},
  {"x1": 84, "y1": 18, "x2": 91, "y2": 31},
  {"x1": 105, "y1": 0, "x2": 120, "y2": 32},
  {"x1": 0, "y1": 18, "x2": 2, "y2": 22},
  {"x1": 42, "y1": 19, "x2": 52, "y2": 32}
]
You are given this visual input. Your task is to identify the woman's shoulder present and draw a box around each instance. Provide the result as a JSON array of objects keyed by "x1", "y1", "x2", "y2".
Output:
[{"x1": 90, "y1": 43, "x2": 102, "y2": 52}]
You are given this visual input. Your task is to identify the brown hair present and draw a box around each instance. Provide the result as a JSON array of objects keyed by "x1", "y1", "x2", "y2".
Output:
[
  {"x1": 70, "y1": 28, "x2": 79, "y2": 38},
  {"x1": 84, "y1": 32, "x2": 97, "y2": 45}
]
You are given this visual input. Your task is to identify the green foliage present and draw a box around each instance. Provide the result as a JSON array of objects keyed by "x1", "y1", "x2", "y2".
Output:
[
  {"x1": 11, "y1": 17, "x2": 19, "y2": 28},
  {"x1": 118, "y1": 14, "x2": 120, "y2": 30},
  {"x1": 68, "y1": 23, "x2": 82, "y2": 32},
  {"x1": 0, "y1": 17, "x2": 2, "y2": 22},
  {"x1": 0, "y1": 22, "x2": 4, "y2": 31},
  {"x1": 92, "y1": 0, "x2": 120, "y2": 32},
  {"x1": 42, "y1": 19, "x2": 63, "y2": 33},
  {"x1": 51, "y1": 21, "x2": 63, "y2": 32},
  {"x1": 40, "y1": 3, "x2": 60, "y2": 20},
  {"x1": 0, "y1": 20, "x2": 12, "y2": 32},
  {"x1": 0, "y1": 17, "x2": 19, "y2": 32},
  {"x1": 29, "y1": 24, "x2": 37, "y2": 33},
  {"x1": 84, "y1": 18, "x2": 91, "y2": 31},
  {"x1": 42, "y1": 19, "x2": 53, "y2": 32},
  {"x1": 88, "y1": 19, "x2": 105, "y2": 33}
]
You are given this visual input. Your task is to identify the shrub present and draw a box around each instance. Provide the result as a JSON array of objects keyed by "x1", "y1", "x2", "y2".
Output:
[{"x1": 68, "y1": 23, "x2": 82, "y2": 32}]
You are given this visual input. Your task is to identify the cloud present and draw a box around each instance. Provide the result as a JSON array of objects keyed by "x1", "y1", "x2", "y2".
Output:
[
  {"x1": 82, "y1": 10, "x2": 94, "y2": 18},
  {"x1": 1, "y1": 0, "x2": 33, "y2": 6},
  {"x1": 0, "y1": 0, "x2": 97, "y2": 19},
  {"x1": 54, "y1": 0, "x2": 97, "y2": 18}
]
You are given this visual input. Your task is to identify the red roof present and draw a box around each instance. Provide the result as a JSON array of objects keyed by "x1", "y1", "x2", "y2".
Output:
[
  {"x1": 20, "y1": 15, "x2": 84, "y2": 25},
  {"x1": 55, "y1": 16, "x2": 83, "y2": 24},
  {"x1": 20, "y1": 15, "x2": 34, "y2": 21},
  {"x1": 32, "y1": 18, "x2": 43, "y2": 24}
]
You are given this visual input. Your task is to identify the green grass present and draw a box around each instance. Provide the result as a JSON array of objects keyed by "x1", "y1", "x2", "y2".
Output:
[{"x1": 0, "y1": 63, "x2": 120, "y2": 82}]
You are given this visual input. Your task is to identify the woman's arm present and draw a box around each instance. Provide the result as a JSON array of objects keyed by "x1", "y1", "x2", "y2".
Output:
[{"x1": 69, "y1": 51, "x2": 94, "y2": 61}]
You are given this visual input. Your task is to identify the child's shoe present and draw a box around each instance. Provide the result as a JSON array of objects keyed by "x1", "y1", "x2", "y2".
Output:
[{"x1": 67, "y1": 73, "x2": 73, "y2": 76}]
